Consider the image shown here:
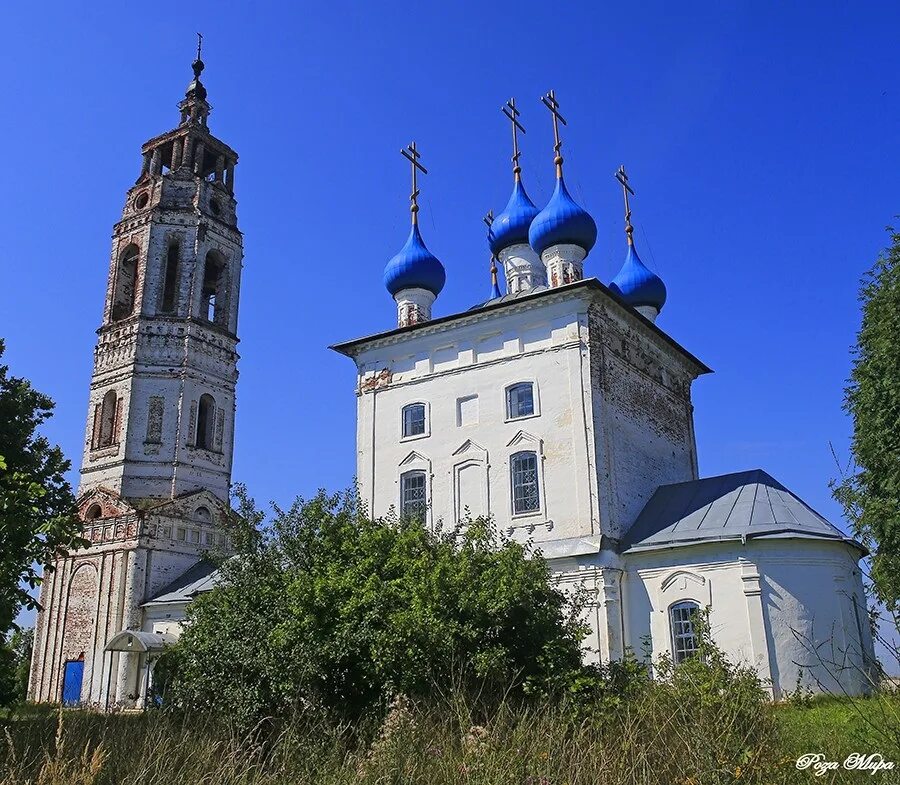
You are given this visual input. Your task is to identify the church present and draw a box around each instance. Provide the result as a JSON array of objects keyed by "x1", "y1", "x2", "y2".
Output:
[{"x1": 28, "y1": 57, "x2": 876, "y2": 710}]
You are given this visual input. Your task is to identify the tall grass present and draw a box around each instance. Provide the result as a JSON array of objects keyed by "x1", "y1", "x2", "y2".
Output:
[
  {"x1": 0, "y1": 687, "x2": 860, "y2": 785},
  {"x1": 3, "y1": 646, "x2": 897, "y2": 784}
]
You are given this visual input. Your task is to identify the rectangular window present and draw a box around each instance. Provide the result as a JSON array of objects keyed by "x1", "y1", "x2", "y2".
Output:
[
  {"x1": 400, "y1": 470, "x2": 427, "y2": 521},
  {"x1": 402, "y1": 404, "x2": 426, "y2": 438},
  {"x1": 670, "y1": 602, "x2": 700, "y2": 663},
  {"x1": 507, "y1": 383, "x2": 535, "y2": 419},
  {"x1": 511, "y1": 451, "x2": 540, "y2": 514}
]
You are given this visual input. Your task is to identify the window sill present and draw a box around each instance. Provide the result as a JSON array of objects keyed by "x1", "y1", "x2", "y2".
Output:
[
  {"x1": 399, "y1": 432, "x2": 430, "y2": 443},
  {"x1": 89, "y1": 444, "x2": 120, "y2": 460},
  {"x1": 510, "y1": 509, "x2": 544, "y2": 520},
  {"x1": 505, "y1": 412, "x2": 540, "y2": 424}
]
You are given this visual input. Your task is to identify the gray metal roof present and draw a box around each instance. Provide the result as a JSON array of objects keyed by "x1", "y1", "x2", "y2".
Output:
[
  {"x1": 143, "y1": 559, "x2": 220, "y2": 606},
  {"x1": 621, "y1": 469, "x2": 860, "y2": 552},
  {"x1": 105, "y1": 630, "x2": 178, "y2": 653}
]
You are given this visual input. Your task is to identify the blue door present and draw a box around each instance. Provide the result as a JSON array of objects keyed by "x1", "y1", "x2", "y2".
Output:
[{"x1": 62, "y1": 660, "x2": 84, "y2": 706}]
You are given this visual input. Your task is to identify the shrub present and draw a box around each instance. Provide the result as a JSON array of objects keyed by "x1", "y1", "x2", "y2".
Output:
[{"x1": 167, "y1": 488, "x2": 587, "y2": 726}]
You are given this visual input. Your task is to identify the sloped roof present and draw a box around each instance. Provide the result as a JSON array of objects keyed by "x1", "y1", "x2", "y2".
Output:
[
  {"x1": 143, "y1": 559, "x2": 221, "y2": 606},
  {"x1": 622, "y1": 469, "x2": 861, "y2": 553},
  {"x1": 105, "y1": 630, "x2": 178, "y2": 653}
]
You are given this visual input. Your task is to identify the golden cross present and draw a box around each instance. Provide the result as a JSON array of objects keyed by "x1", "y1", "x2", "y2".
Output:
[
  {"x1": 540, "y1": 89, "x2": 567, "y2": 176},
  {"x1": 616, "y1": 165, "x2": 636, "y2": 244},
  {"x1": 502, "y1": 98, "x2": 526, "y2": 180},
  {"x1": 401, "y1": 142, "x2": 427, "y2": 225}
]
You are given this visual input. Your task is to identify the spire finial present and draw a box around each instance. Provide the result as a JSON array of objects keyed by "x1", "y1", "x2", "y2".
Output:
[
  {"x1": 616, "y1": 165, "x2": 635, "y2": 246},
  {"x1": 484, "y1": 211, "x2": 502, "y2": 298},
  {"x1": 502, "y1": 98, "x2": 526, "y2": 182},
  {"x1": 193, "y1": 32, "x2": 205, "y2": 78},
  {"x1": 540, "y1": 90, "x2": 567, "y2": 178},
  {"x1": 401, "y1": 142, "x2": 427, "y2": 226}
]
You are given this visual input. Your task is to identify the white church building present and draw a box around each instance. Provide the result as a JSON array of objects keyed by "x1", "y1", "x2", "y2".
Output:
[{"x1": 29, "y1": 65, "x2": 875, "y2": 709}]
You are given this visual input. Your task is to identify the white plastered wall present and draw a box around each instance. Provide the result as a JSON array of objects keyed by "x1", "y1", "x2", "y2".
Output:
[{"x1": 623, "y1": 538, "x2": 874, "y2": 697}]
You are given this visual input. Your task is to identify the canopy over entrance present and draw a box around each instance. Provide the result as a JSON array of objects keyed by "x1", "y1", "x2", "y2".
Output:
[{"x1": 104, "y1": 630, "x2": 177, "y2": 653}]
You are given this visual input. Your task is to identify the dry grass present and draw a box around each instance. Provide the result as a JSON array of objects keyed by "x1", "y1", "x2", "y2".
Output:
[{"x1": 2, "y1": 691, "x2": 897, "y2": 784}]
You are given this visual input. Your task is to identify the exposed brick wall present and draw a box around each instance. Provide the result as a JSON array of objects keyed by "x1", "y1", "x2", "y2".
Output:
[{"x1": 588, "y1": 304, "x2": 700, "y2": 540}]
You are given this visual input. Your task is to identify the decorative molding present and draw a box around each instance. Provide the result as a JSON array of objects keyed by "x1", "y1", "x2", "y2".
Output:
[
  {"x1": 399, "y1": 450, "x2": 429, "y2": 468},
  {"x1": 506, "y1": 429, "x2": 541, "y2": 449},
  {"x1": 145, "y1": 396, "x2": 164, "y2": 444},
  {"x1": 660, "y1": 569, "x2": 706, "y2": 594},
  {"x1": 452, "y1": 438, "x2": 487, "y2": 458}
]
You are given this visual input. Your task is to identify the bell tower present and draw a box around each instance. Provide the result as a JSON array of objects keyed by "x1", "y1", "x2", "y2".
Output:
[
  {"x1": 83, "y1": 46, "x2": 242, "y2": 503},
  {"x1": 29, "y1": 46, "x2": 244, "y2": 709}
]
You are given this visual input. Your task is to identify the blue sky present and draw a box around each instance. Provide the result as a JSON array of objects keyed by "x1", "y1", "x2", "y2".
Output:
[{"x1": 2, "y1": 3, "x2": 898, "y2": 651}]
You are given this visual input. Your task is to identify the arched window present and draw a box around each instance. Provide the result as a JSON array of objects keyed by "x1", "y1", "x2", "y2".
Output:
[
  {"x1": 111, "y1": 244, "x2": 139, "y2": 321},
  {"x1": 669, "y1": 601, "x2": 701, "y2": 664},
  {"x1": 196, "y1": 394, "x2": 215, "y2": 450},
  {"x1": 506, "y1": 382, "x2": 535, "y2": 420},
  {"x1": 201, "y1": 251, "x2": 227, "y2": 325},
  {"x1": 85, "y1": 504, "x2": 103, "y2": 521},
  {"x1": 95, "y1": 390, "x2": 118, "y2": 448},
  {"x1": 401, "y1": 403, "x2": 426, "y2": 438},
  {"x1": 400, "y1": 470, "x2": 427, "y2": 522},
  {"x1": 510, "y1": 450, "x2": 540, "y2": 514},
  {"x1": 194, "y1": 506, "x2": 212, "y2": 524},
  {"x1": 160, "y1": 242, "x2": 180, "y2": 313}
]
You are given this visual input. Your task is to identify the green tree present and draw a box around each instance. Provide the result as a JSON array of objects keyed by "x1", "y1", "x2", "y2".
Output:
[
  {"x1": 0, "y1": 627, "x2": 34, "y2": 707},
  {"x1": 169, "y1": 488, "x2": 587, "y2": 726},
  {"x1": 0, "y1": 339, "x2": 82, "y2": 635},
  {"x1": 834, "y1": 228, "x2": 900, "y2": 615}
]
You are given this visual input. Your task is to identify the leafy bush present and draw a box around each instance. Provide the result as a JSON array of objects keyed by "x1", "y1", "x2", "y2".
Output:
[{"x1": 167, "y1": 488, "x2": 587, "y2": 726}]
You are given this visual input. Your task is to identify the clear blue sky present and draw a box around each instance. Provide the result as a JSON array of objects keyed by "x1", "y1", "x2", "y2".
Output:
[{"x1": 1, "y1": 4, "x2": 898, "y2": 637}]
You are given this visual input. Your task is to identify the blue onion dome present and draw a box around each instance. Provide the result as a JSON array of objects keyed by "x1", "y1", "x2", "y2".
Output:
[
  {"x1": 489, "y1": 179, "x2": 540, "y2": 254},
  {"x1": 383, "y1": 223, "x2": 446, "y2": 296},
  {"x1": 610, "y1": 241, "x2": 667, "y2": 311},
  {"x1": 528, "y1": 174, "x2": 597, "y2": 255}
]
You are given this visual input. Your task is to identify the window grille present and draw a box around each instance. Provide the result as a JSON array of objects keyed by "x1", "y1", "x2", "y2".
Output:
[
  {"x1": 400, "y1": 470, "x2": 427, "y2": 521},
  {"x1": 511, "y1": 451, "x2": 540, "y2": 514},
  {"x1": 669, "y1": 601, "x2": 701, "y2": 663}
]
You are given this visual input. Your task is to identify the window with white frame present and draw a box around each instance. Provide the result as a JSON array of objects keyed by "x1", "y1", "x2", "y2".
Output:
[
  {"x1": 400, "y1": 470, "x2": 428, "y2": 521},
  {"x1": 401, "y1": 403, "x2": 426, "y2": 438},
  {"x1": 669, "y1": 601, "x2": 700, "y2": 663},
  {"x1": 506, "y1": 383, "x2": 535, "y2": 420},
  {"x1": 510, "y1": 450, "x2": 540, "y2": 514}
]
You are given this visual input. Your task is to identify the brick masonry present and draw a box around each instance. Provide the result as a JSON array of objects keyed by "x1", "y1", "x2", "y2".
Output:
[{"x1": 29, "y1": 71, "x2": 242, "y2": 709}]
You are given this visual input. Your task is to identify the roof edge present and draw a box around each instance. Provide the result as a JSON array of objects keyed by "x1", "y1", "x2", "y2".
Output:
[
  {"x1": 621, "y1": 529, "x2": 867, "y2": 556},
  {"x1": 329, "y1": 278, "x2": 712, "y2": 375}
]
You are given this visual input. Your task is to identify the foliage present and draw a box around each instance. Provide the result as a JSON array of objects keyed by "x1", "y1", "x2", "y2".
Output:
[
  {"x1": 776, "y1": 693, "x2": 900, "y2": 765},
  {"x1": 0, "y1": 627, "x2": 33, "y2": 708},
  {"x1": 0, "y1": 339, "x2": 82, "y2": 635},
  {"x1": 6, "y1": 657, "x2": 892, "y2": 783},
  {"x1": 834, "y1": 227, "x2": 900, "y2": 614},
  {"x1": 167, "y1": 487, "x2": 587, "y2": 727}
]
